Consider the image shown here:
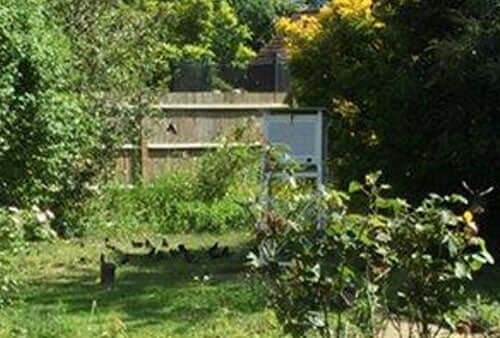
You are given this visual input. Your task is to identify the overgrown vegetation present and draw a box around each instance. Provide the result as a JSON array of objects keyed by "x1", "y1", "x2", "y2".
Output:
[
  {"x1": 249, "y1": 168, "x2": 495, "y2": 337},
  {"x1": 80, "y1": 132, "x2": 260, "y2": 235},
  {"x1": 1, "y1": 0, "x2": 499, "y2": 336},
  {"x1": 0, "y1": 0, "x2": 101, "y2": 211}
]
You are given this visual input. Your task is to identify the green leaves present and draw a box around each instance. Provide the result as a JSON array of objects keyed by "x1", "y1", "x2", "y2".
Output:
[
  {"x1": 289, "y1": 0, "x2": 500, "y2": 212},
  {"x1": 454, "y1": 261, "x2": 470, "y2": 279},
  {"x1": 251, "y1": 170, "x2": 494, "y2": 338},
  {"x1": 348, "y1": 181, "x2": 362, "y2": 193}
]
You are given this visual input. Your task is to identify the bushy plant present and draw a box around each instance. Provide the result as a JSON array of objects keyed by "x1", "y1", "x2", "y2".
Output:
[
  {"x1": 248, "y1": 170, "x2": 494, "y2": 338},
  {"x1": 0, "y1": 205, "x2": 57, "y2": 306},
  {"x1": 83, "y1": 129, "x2": 260, "y2": 234},
  {"x1": 0, "y1": 0, "x2": 108, "y2": 237},
  {"x1": 452, "y1": 295, "x2": 500, "y2": 335},
  {"x1": 196, "y1": 125, "x2": 260, "y2": 202}
]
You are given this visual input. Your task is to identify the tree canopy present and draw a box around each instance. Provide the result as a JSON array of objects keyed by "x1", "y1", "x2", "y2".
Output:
[
  {"x1": 0, "y1": 0, "x2": 100, "y2": 211},
  {"x1": 278, "y1": 0, "x2": 500, "y2": 203}
]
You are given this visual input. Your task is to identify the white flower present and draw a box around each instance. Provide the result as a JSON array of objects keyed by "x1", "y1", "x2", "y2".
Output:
[
  {"x1": 35, "y1": 212, "x2": 47, "y2": 224},
  {"x1": 8, "y1": 206, "x2": 19, "y2": 213},
  {"x1": 45, "y1": 209, "x2": 55, "y2": 220}
]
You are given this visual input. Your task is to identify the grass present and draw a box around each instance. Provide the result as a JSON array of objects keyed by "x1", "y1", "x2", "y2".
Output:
[
  {"x1": 1, "y1": 230, "x2": 499, "y2": 338},
  {"x1": 0, "y1": 231, "x2": 283, "y2": 338}
]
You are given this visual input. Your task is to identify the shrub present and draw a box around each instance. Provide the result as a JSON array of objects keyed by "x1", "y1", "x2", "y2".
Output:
[
  {"x1": 0, "y1": 0, "x2": 107, "y2": 238},
  {"x1": 0, "y1": 205, "x2": 57, "y2": 306},
  {"x1": 248, "y1": 171, "x2": 494, "y2": 338},
  {"x1": 196, "y1": 129, "x2": 260, "y2": 201}
]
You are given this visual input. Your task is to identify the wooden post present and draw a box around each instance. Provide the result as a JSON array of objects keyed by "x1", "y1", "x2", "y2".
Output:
[{"x1": 140, "y1": 118, "x2": 151, "y2": 182}]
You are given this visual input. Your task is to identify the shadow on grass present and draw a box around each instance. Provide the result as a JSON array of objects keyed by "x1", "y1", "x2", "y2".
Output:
[{"x1": 23, "y1": 240, "x2": 266, "y2": 332}]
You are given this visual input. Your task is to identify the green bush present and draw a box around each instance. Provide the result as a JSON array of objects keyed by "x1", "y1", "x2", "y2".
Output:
[
  {"x1": 88, "y1": 180, "x2": 252, "y2": 234},
  {"x1": 0, "y1": 205, "x2": 58, "y2": 306},
  {"x1": 0, "y1": 0, "x2": 106, "y2": 237},
  {"x1": 248, "y1": 171, "x2": 494, "y2": 338},
  {"x1": 84, "y1": 133, "x2": 260, "y2": 234}
]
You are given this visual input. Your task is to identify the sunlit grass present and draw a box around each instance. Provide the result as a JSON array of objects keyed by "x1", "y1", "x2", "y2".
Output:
[
  {"x1": 1, "y1": 230, "x2": 499, "y2": 337},
  {"x1": 0, "y1": 231, "x2": 284, "y2": 338}
]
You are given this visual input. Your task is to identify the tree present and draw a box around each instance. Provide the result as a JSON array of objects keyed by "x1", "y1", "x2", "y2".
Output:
[
  {"x1": 278, "y1": 0, "x2": 500, "y2": 216},
  {"x1": 229, "y1": 0, "x2": 307, "y2": 47},
  {"x1": 0, "y1": 0, "x2": 100, "y2": 215}
]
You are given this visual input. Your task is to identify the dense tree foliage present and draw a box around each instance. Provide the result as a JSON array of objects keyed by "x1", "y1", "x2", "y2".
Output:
[
  {"x1": 50, "y1": 0, "x2": 255, "y2": 92},
  {"x1": 0, "y1": 0, "x2": 100, "y2": 213},
  {"x1": 0, "y1": 0, "x2": 266, "y2": 234},
  {"x1": 279, "y1": 0, "x2": 500, "y2": 216},
  {"x1": 229, "y1": 0, "x2": 307, "y2": 46}
]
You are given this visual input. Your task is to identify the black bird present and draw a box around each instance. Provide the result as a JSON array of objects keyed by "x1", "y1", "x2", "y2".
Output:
[
  {"x1": 208, "y1": 242, "x2": 219, "y2": 259},
  {"x1": 155, "y1": 249, "x2": 169, "y2": 261},
  {"x1": 100, "y1": 254, "x2": 116, "y2": 289},
  {"x1": 131, "y1": 240, "x2": 144, "y2": 248},
  {"x1": 220, "y1": 246, "x2": 230, "y2": 257},
  {"x1": 178, "y1": 244, "x2": 195, "y2": 263},
  {"x1": 105, "y1": 238, "x2": 116, "y2": 250},
  {"x1": 118, "y1": 253, "x2": 130, "y2": 265},
  {"x1": 147, "y1": 247, "x2": 156, "y2": 257}
]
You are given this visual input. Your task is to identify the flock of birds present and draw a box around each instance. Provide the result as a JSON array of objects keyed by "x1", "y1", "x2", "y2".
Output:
[
  {"x1": 103, "y1": 237, "x2": 231, "y2": 264},
  {"x1": 76, "y1": 237, "x2": 232, "y2": 288}
]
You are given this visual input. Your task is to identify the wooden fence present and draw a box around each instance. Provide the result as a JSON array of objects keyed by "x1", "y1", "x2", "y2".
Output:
[{"x1": 115, "y1": 92, "x2": 290, "y2": 183}]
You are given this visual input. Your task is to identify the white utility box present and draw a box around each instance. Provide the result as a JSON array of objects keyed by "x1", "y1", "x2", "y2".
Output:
[{"x1": 263, "y1": 108, "x2": 327, "y2": 186}]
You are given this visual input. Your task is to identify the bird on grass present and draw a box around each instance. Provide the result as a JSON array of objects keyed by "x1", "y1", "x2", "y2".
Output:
[
  {"x1": 154, "y1": 249, "x2": 169, "y2": 261},
  {"x1": 208, "y1": 242, "x2": 219, "y2": 259},
  {"x1": 131, "y1": 240, "x2": 144, "y2": 248},
  {"x1": 178, "y1": 244, "x2": 195, "y2": 263},
  {"x1": 169, "y1": 248, "x2": 180, "y2": 257},
  {"x1": 147, "y1": 247, "x2": 156, "y2": 258},
  {"x1": 100, "y1": 253, "x2": 116, "y2": 290},
  {"x1": 208, "y1": 242, "x2": 230, "y2": 259},
  {"x1": 104, "y1": 237, "x2": 116, "y2": 250}
]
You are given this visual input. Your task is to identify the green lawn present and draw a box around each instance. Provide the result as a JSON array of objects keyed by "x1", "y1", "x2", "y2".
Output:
[
  {"x1": 0, "y1": 232, "x2": 283, "y2": 338},
  {"x1": 1, "y1": 231, "x2": 499, "y2": 338}
]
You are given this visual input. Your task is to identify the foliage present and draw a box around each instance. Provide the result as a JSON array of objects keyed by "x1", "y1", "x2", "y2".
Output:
[
  {"x1": 229, "y1": 0, "x2": 306, "y2": 46},
  {"x1": 248, "y1": 169, "x2": 494, "y2": 338},
  {"x1": 196, "y1": 126, "x2": 260, "y2": 202},
  {"x1": 50, "y1": 0, "x2": 255, "y2": 91},
  {"x1": 279, "y1": 0, "x2": 500, "y2": 216},
  {"x1": 0, "y1": 205, "x2": 57, "y2": 307},
  {"x1": 0, "y1": 0, "x2": 102, "y2": 224},
  {"x1": 81, "y1": 130, "x2": 260, "y2": 234},
  {"x1": 452, "y1": 294, "x2": 500, "y2": 334}
]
